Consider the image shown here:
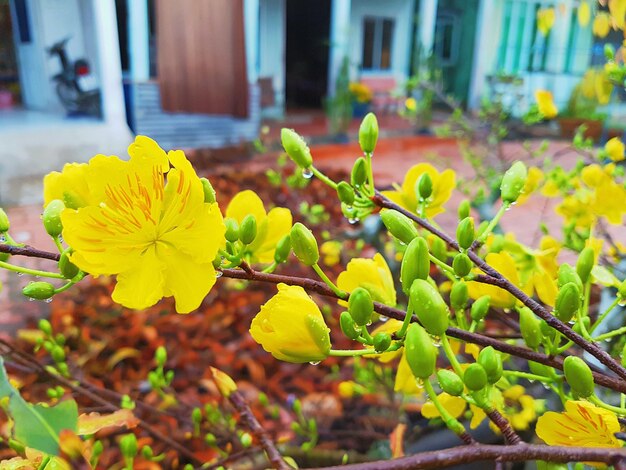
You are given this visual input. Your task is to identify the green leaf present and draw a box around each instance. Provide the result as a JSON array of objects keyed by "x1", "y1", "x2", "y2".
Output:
[{"x1": 0, "y1": 356, "x2": 78, "y2": 455}]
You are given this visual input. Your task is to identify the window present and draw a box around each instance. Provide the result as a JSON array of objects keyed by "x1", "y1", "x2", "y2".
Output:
[
  {"x1": 434, "y1": 12, "x2": 460, "y2": 66},
  {"x1": 362, "y1": 17, "x2": 394, "y2": 71}
]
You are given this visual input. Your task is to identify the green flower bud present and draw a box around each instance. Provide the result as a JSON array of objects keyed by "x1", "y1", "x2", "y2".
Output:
[
  {"x1": 200, "y1": 177, "x2": 216, "y2": 204},
  {"x1": 463, "y1": 363, "x2": 488, "y2": 391},
  {"x1": 456, "y1": 217, "x2": 475, "y2": 250},
  {"x1": 155, "y1": 346, "x2": 167, "y2": 367},
  {"x1": 358, "y1": 112, "x2": 379, "y2": 154},
  {"x1": 605, "y1": 44, "x2": 615, "y2": 61},
  {"x1": 470, "y1": 296, "x2": 491, "y2": 322},
  {"x1": 500, "y1": 161, "x2": 527, "y2": 204},
  {"x1": 621, "y1": 343, "x2": 626, "y2": 368},
  {"x1": 431, "y1": 237, "x2": 448, "y2": 262},
  {"x1": 529, "y1": 361, "x2": 553, "y2": 378},
  {"x1": 224, "y1": 218, "x2": 239, "y2": 243},
  {"x1": 142, "y1": 446, "x2": 154, "y2": 459},
  {"x1": 409, "y1": 279, "x2": 449, "y2": 336},
  {"x1": 554, "y1": 282, "x2": 581, "y2": 322},
  {"x1": 477, "y1": 346, "x2": 502, "y2": 384},
  {"x1": 42, "y1": 199, "x2": 65, "y2": 238},
  {"x1": 0, "y1": 208, "x2": 9, "y2": 232},
  {"x1": 192, "y1": 407, "x2": 202, "y2": 424},
  {"x1": 348, "y1": 287, "x2": 374, "y2": 327},
  {"x1": 23, "y1": 282, "x2": 55, "y2": 300},
  {"x1": 240, "y1": 432, "x2": 253, "y2": 448},
  {"x1": 452, "y1": 253, "x2": 472, "y2": 278},
  {"x1": 239, "y1": 214, "x2": 257, "y2": 245},
  {"x1": 557, "y1": 264, "x2": 583, "y2": 292},
  {"x1": 38, "y1": 319, "x2": 53, "y2": 336},
  {"x1": 401, "y1": 237, "x2": 430, "y2": 294},
  {"x1": 405, "y1": 323, "x2": 438, "y2": 379},
  {"x1": 563, "y1": 356, "x2": 594, "y2": 398},
  {"x1": 450, "y1": 281, "x2": 469, "y2": 313},
  {"x1": 281, "y1": 128, "x2": 312, "y2": 168},
  {"x1": 540, "y1": 319, "x2": 557, "y2": 341},
  {"x1": 380, "y1": 209, "x2": 418, "y2": 244},
  {"x1": 290, "y1": 223, "x2": 319, "y2": 266},
  {"x1": 351, "y1": 157, "x2": 368, "y2": 187},
  {"x1": 416, "y1": 173, "x2": 433, "y2": 200},
  {"x1": 518, "y1": 307, "x2": 542, "y2": 349},
  {"x1": 437, "y1": 369, "x2": 464, "y2": 396},
  {"x1": 457, "y1": 200, "x2": 471, "y2": 220},
  {"x1": 274, "y1": 234, "x2": 291, "y2": 264},
  {"x1": 336, "y1": 181, "x2": 355, "y2": 206},
  {"x1": 373, "y1": 332, "x2": 392, "y2": 353},
  {"x1": 120, "y1": 433, "x2": 138, "y2": 459},
  {"x1": 51, "y1": 345, "x2": 65, "y2": 363},
  {"x1": 576, "y1": 247, "x2": 595, "y2": 284},
  {"x1": 58, "y1": 250, "x2": 79, "y2": 279},
  {"x1": 340, "y1": 311, "x2": 360, "y2": 340}
]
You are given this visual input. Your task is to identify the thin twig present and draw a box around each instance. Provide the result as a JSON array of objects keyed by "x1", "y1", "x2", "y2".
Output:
[{"x1": 485, "y1": 409, "x2": 521, "y2": 445}]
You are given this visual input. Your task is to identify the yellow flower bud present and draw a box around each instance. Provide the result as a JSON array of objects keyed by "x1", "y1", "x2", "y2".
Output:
[
  {"x1": 605, "y1": 137, "x2": 625, "y2": 162},
  {"x1": 249, "y1": 284, "x2": 331, "y2": 363},
  {"x1": 290, "y1": 223, "x2": 319, "y2": 266},
  {"x1": 281, "y1": 128, "x2": 313, "y2": 169}
]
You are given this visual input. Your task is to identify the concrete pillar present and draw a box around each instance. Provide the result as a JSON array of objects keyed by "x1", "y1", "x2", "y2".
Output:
[
  {"x1": 548, "y1": 1, "x2": 573, "y2": 73},
  {"x1": 418, "y1": 0, "x2": 438, "y2": 55},
  {"x1": 127, "y1": 0, "x2": 150, "y2": 82},
  {"x1": 327, "y1": 0, "x2": 352, "y2": 96},
  {"x1": 245, "y1": 0, "x2": 260, "y2": 83},
  {"x1": 92, "y1": 0, "x2": 127, "y2": 123}
]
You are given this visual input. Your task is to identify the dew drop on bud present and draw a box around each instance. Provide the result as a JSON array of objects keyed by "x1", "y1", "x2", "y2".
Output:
[
  {"x1": 302, "y1": 168, "x2": 313, "y2": 179},
  {"x1": 215, "y1": 271, "x2": 223, "y2": 278},
  {"x1": 309, "y1": 361, "x2": 321, "y2": 366},
  {"x1": 44, "y1": 298, "x2": 53, "y2": 304}
]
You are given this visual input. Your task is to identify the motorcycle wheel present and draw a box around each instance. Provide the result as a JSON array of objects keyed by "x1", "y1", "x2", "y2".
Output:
[{"x1": 55, "y1": 81, "x2": 81, "y2": 114}]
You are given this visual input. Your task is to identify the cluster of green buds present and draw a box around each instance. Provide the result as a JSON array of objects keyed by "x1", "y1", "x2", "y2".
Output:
[
  {"x1": 220, "y1": 214, "x2": 260, "y2": 267},
  {"x1": 291, "y1": 398, "x2": 318, "y2": 452},
  {"x1": 35, "y1": 319, "x2": 69, "y2": 377},
  {"x1": 119, "y1": 433, "x2": 138, "y2": 470},
  {"x1": 147, "y1": 346, "x2": 175, "y2": 401}
]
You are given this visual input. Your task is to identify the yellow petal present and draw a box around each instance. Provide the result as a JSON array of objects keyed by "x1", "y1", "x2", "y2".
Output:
[
  {"x1": 162, "y1": 251, "x2": 218, "y2": 313},
  {"x1": 578, "y1": 1, "x2": 591, "y2": 27},
  {"x1": 111, "y1": 248, "x2": 165, "y2": 310},
  {"x1": 226, "y1": 190, "x2": 267, "y2": 225},
  {"x1": 421, "y1": 393, "x2": 467, "y2": 419},
  {"x1": 253, "y1": 207, "x2": 292, "y2": 263}
]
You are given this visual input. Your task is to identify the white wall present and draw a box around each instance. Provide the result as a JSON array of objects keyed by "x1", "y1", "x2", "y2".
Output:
[{"x1": 348, "y1": 0, "x2": 415, "y2": 82}]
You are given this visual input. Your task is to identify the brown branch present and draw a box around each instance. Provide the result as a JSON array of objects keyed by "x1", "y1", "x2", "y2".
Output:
[
  {"x1": 309, "y1": 444, "x2": 626, "y2": 470},
  {"x1": 0, "y1": 243, "x2": 60, "y2": 261},
  {"x1": 485, "y1": 409, "x2": 521, "y2": 445},
  {"x1": 372, "y1": 194, "x2": 626, "y2": 382},
  {"x1": 228, "y1": 390, "x2": 290, "y2": 470}
]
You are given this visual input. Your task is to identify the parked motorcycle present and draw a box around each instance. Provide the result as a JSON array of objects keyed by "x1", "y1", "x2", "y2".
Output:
[{"x1": 47, "y1": 37, "x2": 101, "y2": 117}]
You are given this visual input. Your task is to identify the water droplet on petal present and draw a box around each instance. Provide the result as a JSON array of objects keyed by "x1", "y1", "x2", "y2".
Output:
[
  {"x1": 215, "y1": 271, "x2": 223, "y2": 278},
  {"x1": 302, "y1": 168, "x2": 313, "y2": 179},
  {"x1": 309, "y1": 361, "x2": 321, "y2": 366}
]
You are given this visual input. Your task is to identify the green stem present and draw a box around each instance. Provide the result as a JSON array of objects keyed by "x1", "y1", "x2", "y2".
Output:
[
  {"x1": 423, "y1": 378, "x2": 467, "y2": 436},
  {"x1": 589, "y1": 394, "x2": 626, "y2": 415},
  {"x1": 312, "y1": 263, "x2": 346, "y2": 299},
  {"x1": 0, "y1": 260, "x2": 65, "y2": 279},
  {"x1": 441, "y1": 334, "x2": 464, "y2": 378},
  {"x1": 476, "y1": 203, "x2": 509, "y2": 243},
  {"x1": 53, "y1": 237, "x2": 64, "y2": 254},
  {"x1": 396, "y1": 303, "x2": 414, "y2": 339},
  {"x1": 365, "y1": 152, "x2": 375, "y2": 196},
  {"x1": 329, "y1": 348, "x2": 377, "y2": 357},
  {"x1": 590, "y1": 297, "x2": 621, "y2": 334},
  {"x1": 54, "y1": 281, "x2": 76, "y2": 294},
  {"x1": 592, "y1": 324, "x2": 626, "y2": 342},
  {"x1": 429, "y1": 254, "x2": 456, "y2": 277},
  {"x1": 262, "y1": 262, "x2": 278, "y2": 274},
  {"x1": 310, "y1": 166, "x2": 338, "y2": 190},
  {"x1": 359, "y1": 326, "x2": 374, "y2": 344},
  {"x1": 503, "y1": 370, "x2": 557, "y2": 384}
]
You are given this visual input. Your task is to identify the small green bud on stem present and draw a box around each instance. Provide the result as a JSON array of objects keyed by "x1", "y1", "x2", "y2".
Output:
[
  {"x1": 0, "y1": 208, "x2": 9, "y2": 232},
  {"x1": 59, "y1": 249, "x2": 80, "y2": 279},
  {"x1": 409, "y1": 279, "x2": 449, "y2": 336},
  {"x1": 239, "y1": 214, "x2": 257, "y2": 245},
  {"x1": 437, "y1": 369, "x2": 464, "y2": 396},
  {"x1": 340, "y1": 312, "x2": 361, "y2": 340},
  {"x1": 281, "y1": 128, "x2": 313, "y2": 168},
  {"x1": 456, "y1": 217, "x2": 475, "y2": 250},
  {"x1": 405, "y1": 323, "x2": 437, "y2": 379},
  {"x1": 336, "y1": 181, "x2": 355, "y2": 205},
  {"x1": 274, "y1": 235, "x2": 291, "y2": 264},
  {"x1": 200, "y1": 178, "x2": 216, "y2": 204},
  {"x1": 519, "y1": 307, "x2": 542, "y2": 350},
  {"x1": 348, "y1": 287, "x2": 374, "y2": 327},
  {"x1": 563, "y1": 356, "x2": 594, "y2": 398},
  {"x1": 452, "y1": 253, "x2": 472, "y2": 278},
  {"x1": 457, "y1": 200, "x2": 471, "y2": 220},
  {"x1": 477, "y1": 346, "x2": 503, "y2": 384},
  {"x1": 554, "y1": 282, "x2": 581, "y2": 323},
  {"x1": 351, "y1": 157, "x2": 368, "y2": 187},
  {"x1": 416, "y1": 173, "x2": 433, "y2": 200},
  {"x1": 500, "y1": 161, "x2": 527, "y2": 204},
  {"x1": 380, "y1": 210, "x2": 418, "y2": 244},
  {"x1": 401, "y1": 237, "x2": 430, "y2": 294},
  {"x1": 576, "y1": 247, "x2": 595, "y2": 284},
  {"x1": 290, "y1": 223, "x2": 319, "y2": 266},
  {"x1": 373, "y1": 332, "x2": 392, "y2": 353},
  {"x1": 358, "y1": 113, "x2": 379, "y2": 154},
  {"x1": 463, "y1": 363, "x2": 488, "y2": 391},
  {"x1": 23, "y1": 282, "x2": 55, "y2": 300},
  {"x1": 42, "y1": 199, "x2": 65, "y2": 238},
  {"x1": 470, "y1": 296, "x2": 491, "y2": 322},
  {"x1": 450, "y1": 281, "x2": 469, "y2": 313}
]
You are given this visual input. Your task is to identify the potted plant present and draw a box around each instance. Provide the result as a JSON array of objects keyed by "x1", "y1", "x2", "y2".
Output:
[
  {"x1": 558, "y1": 68, "x2": 611, "y2": 142},
  {"x1": 348, "y1": 82, "x2": 372, "y2": 118},
  {"x1": 325, "y1": 57, "x2": 352, "y2": 142}
]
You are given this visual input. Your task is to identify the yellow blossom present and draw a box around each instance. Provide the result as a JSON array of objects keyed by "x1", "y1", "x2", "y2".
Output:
[
  {"x1": 320, "y1": 240, "x2": 342, "y2": 266},
  {"x1": 338, "y1": 381, "x2": 357, "y2": 398},
  {"x1": 595, "y1": 70, "x2": 614, "y2": 104},
  {"x1": 382, "y1": 163, "x2": 456, "y2": 218},
  {"x1": 225, "y1": 190, "x2": 292, "y2": 264},
  {"x1": 516, "y1": 167, "x2": 544, "y2": 206},
  {"x1": 405, "y1": 97, "x2": 417, "y2": 112},
  {"x1": 394, "y1": 349, "x2": 424, "y2": 395},
  {"x1": 535, "y1": 90, "x2": 558, "y2": 119},
  {"x1": 337, "y1": 253, "x2": 396, "y2": 306},
  {"x1": 556, "y1": 193, "x2": 595, "y2": 228},
  {"x1": 468, "y1": 252, "x2": 526, "y2": 308},
  {"x1": 57, "y1": 136, "x2": 225, "y2": 313},
  {"x1": 536, "y1": 400, "x2": 621, "y2": 448},
  {"x1": 537, "y1": 8, "x2": 556, "y2": 36},
  {"x1": 593, "y1": 13, "x2": 611, "y2": 37},
  {"x1": 422, "y1": 393, "x2": 466, "y2": 419},
  {"x1": 578, "y1": 1, "x2": 591, "y2": 27},
  {"x1": 610, "y1": 0, "x2": 626, "y2": 30},
  {"x1": 605, "y1": 137, "x2": 625, "y2": 162},
  {"x1": 249, "y1": 284, "x2": 331, "y2": 363}
]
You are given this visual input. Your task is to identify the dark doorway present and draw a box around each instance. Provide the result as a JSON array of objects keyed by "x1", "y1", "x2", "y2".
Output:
[{"x1": 285, "y1": 0, "x2": 331, "y2": 109}]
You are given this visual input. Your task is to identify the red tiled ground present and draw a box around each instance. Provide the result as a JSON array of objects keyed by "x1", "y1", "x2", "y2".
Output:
[{"x1": 1, "y1": 134, "x2": 623, "y2": 334}]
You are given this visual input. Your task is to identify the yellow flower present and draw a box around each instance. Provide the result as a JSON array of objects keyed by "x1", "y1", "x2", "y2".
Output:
[
  {"x1": 516, "y1": 167, "x2": 544, "y2": 206},
  {"x1": 422, "y1": 393, "x2": 466, "y2": 420},
  {"x1": 337, "y1": 253, "x2": 396, "y2": 306},
  {"x1": 225, "y1": 190, "x2": 292, "y2": 264},
  {"x1": 382, "y1": 163, "x2": 456, "y2": 218},
  {"x1": 502, "y1": 385, "x2": 537, "y2": 431},
  {"x1": 593, "y1": 13, "x2": 611, "y2": 38},
  {"x1": 338, "y1": 381, "x2": 357, "y2": 398},
  {"x1": 349, "y1": 82, "x2": 373, "y2": 103},
  {"x1": 535, "y1": 90, "x2": 558, "y2": 119},
  {"x1": 394, "y1": 348, "x2": 424, "y2": 395},
  {"x1": 320, "y1": 240, "x2": 342, "y2": 266},
  {"x1": 536, "y1": 400, "x2": 621, "y2": 448},
  {"x1": 249, "y1": 284, "x2": 331, "y2": 363},
  {"x1": 605, "y1": 137, "x2": 625, "y2": 162},
  {"x1": 578, "y1": 1, "x2": 591, "y2": 27},
  {"x1": 595, "y1": 70, "x2": 614, "y2": 104},
  {"x1": 610, "y1": 0, "x2": 626, "y2": 30},
  {"x1": 405, "y1": 97, "x2": 417, "y2": 112},
  {"x1": 58, "y1": 136, "x2": 225, "y2": 313},
  {"x1": 537, "y1": 8, "x2": 556, "y2": 36},
  {"x1": 468, "y1": 252, "x2": 526, "y2": 309}
]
